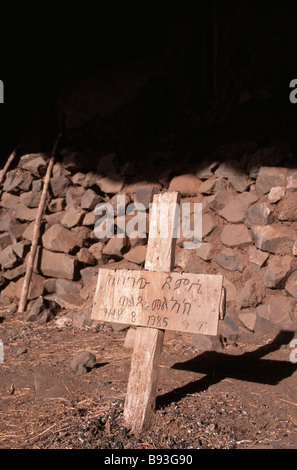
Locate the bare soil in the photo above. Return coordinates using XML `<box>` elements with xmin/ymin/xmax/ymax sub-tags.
<box><xmin>0</xmin><ymin>310</ymin><xmax>297</xmax><ymax>450</ymax></box>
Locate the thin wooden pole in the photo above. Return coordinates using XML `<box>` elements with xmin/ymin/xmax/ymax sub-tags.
<box><xmin>0</xmin><ymin>147</ymin><xmax>19</xmax><ymax>196</ymax></box>
<box><xmin>18</xmin><ymin>133</ymin><xmax>62</xmax><ymax>313</ymax></box>
<box><xmin>123</xmin><ymin>192</ymin><xmax>181</xmax><ymax>435</ymax></box>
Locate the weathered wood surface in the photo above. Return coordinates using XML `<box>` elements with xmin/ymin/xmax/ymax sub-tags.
<box><xmin>122</xmin><ymin>192</ymin><xmax>180</xmax><ymax>434</ymax></box>
<box><xmin>91</xmin><ymin>191</ymin><xmax>224</xmax><ymax>435</ymax></box>
<box><xmin>91</xmin><ymin>268</ymin><xmax>223</xmax><ymax>335</ymax></box>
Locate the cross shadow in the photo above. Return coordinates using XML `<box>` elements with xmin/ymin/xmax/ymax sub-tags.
<box><xmin>157</xmin><ymin>330</ymin><xmax>297</xmax><ymax>409</ymax></box>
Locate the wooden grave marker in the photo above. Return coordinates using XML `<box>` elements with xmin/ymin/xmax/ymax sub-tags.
<box><xmin>91</xmin><ymin>192</ymin><xmax>225</xmax><ymax>435</ymax></box>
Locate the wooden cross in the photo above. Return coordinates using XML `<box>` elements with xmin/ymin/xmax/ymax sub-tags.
<box><xmin>91</xmin><ymin>192</ymin><xmax>225</xmax><ymax>435</ymax></box>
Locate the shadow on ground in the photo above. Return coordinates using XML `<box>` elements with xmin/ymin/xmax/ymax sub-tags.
<box><xmin>157</xmin><ymin>330</ymin><xmax>297</xmax><ymax>409</ymax></box>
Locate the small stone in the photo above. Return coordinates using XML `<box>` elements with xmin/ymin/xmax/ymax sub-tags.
<box><xmin>71</xmin><ymin>172</ymin><xmax>86</xmax><ymax>186</ymax></box>
<box><xmin>3</xmin><ymin>264</ymin><xmax>26</xmax><ymax>281</ymax></box>
<box><xmin>97</xmin><ymin>174</ymin><xmax>125</xmax><ymax>194</ymax></box>
<box><xmin>123</xmin><ymin>245</ymin><xmax>147</xmax><ymax>264</ymax></box>
<box><xmin>48</xmin><ymin>198</ymin><xmax>65</xmax><ymax>213</ymax></box>
<box><xmin>194</xmin><ymin>242</ymin><xmax>216</xmax><ymax>261</ymax></box>
<box><xmin>0</xmin><ymin>232</ymin><xmax>13</xmax><ymax>250</ymax></box>
<box><xmin>2</xmin><ymin>273</ymin><xmax>45</xmax><ymax>301</ymax></box>
<box><xmin>11</xmin><ymin>241</ymin><xmax>30</xmax><ymax>259</ymax></box>
<box><xmin>4</xmin><ymin>171</ymin><xmax>33</xmax><ymax>192</ymax></box>
<box><xmin>61</xmin><ymin>206</ymin><xmax>85</xmax><ymax>228</ymax></box>
<box><xmin>3</xmin><ymin>303</ymin><xmax>18</xmax><ymax>315</ymax></box>
<box><xmin>199</xmin><ymin>177</ymin><xmax>225</xmax><ymax>195</ymax></box>
<box><xmin>0</xmin><ymin>217</ymin><xmax>26</xmax><ymax>241</ymax></box>
<box><xmin>15</xmin><ymin>204</ymin><xmax>38</xmax><ymax>222</ymax></box>
<box><xmin>102</xmin><ymin>237</ymin><xmax>129</xmax><ymax>259</ymax></box>
<box><xmin>55</xmin><ymin>279</ymin><xmax>81</xmax><ymax>298</ymax></box>
<box><xmin>263</xmin><ymin>255</ymin><xmax>293</xmax><ymax>288</ymax></box>
<box><xmin>286</xmin><ymin>172</ymin><xmax>297</xmax><ymax>191</ymax></box>
<box><xmin>251</xmin><ymin>225</ymin><xmax>296</xmax><ymax>254</ymax></box>
<box><xmin>70</xmin><ymin>351</ymin><xmax>96</xmax><ymax>374</ymax></box>
<box><xmin>80</xmin><ymin>266</ymin><xmax>99</xmax><ymax>285</ymax></box>
<box><xmin>0</xmin><ymin>245</ymin><xmax>17</xmax><ymax>269</ymax></box>
<box><xmin>20</xmin><ymin>191</ymin><xmax>42</xmax><ymax>208</ymax></box>
<box><xmin>0</xmin><ymin>193</ymin><xmax>20</xmax><ymax>209</ymax></box>
<box><xmin>88</xmin><ymin>242</ymin><xmax>104</xmax><ymax>261</ymax></box>
<box><xmin>135</xmin><ymin>186</ymin><xmax>159</xmax><ymax>210</ymax></box>
<box><xmin>207</xmin><ymin>190</ymin><xmax>233</xmax><ymax>211</ymax></box>
<box><xmin>50</xmin><ymin>175</ymin><xmax>71</xmax><ymax>197</ymax></box>
<box><xmin>39</xmin><ymin>249</ymin><xmax>77</xmax><ymax>280</ymax></box>
<box><xmin>66</xmin><ymin>186</ymin><xmax>85</xmax><ymax>207</ymax></box>
<box><xmin>81</xmin><ymin>189</ymin><xmax>102</xmax><ymax>210</ymax></box>
<box><xmin>37</xmin><ymin>309</ymin><xmax>54</xmax><ymax>325</ymax></box>
<box><xmin>189</xmin><ymin>334</ymin><xmax>213</xmax><ymax>352</ymax></box>
<box><xmin>71</xmin><ymin>226</ymin><xmax>92</xmax><ymax>248</ymax></box>
<box><xmin>168</xmin><ymin>174</ymin><xmax>201</xmax><ymax>196</ymax></box>
<box><xmin>84</xmin><ymin>171</ymin><xmax>100</xmax><ymax>188</ymax></box>
<box><xmin>71</xmin><ymin>311</ymin><xmax>85</xmax><ymax>329</ymax></box>
<box><xmin>202</xmin><ymin>214</ymin><xmax>216</xmax><ymax>238</ymax></box>
<box><xmin>256</xmin><ymin>295</ymin><xmax>296</xmax><ymax>324</ymax></box>
<box><xmin>22</xmin><ymin>220</ymin><xmax>43</xmax><ymax>242</ymax></box>
<box><xmin>77</xmin><ymin>247</ymin><xmax>96</xmax><ymax>265</ymax></box>
<box><xmin>42</xmin><ymin>224</ymin><xmax>77</xmax><ymax>253</ymax></box>
<box><xmin>285</xmin><ymin>271</ymin><xmax>297</xmax><ymax>298</ymax></box>
<box><xmin>248</xmin><ymin>245</ymin><xmax>269</xmax><ymax>267</ymax></box>
<box><xmin>43</xmin><ymin>278</ymin><xmax>56</xmax><ymax>294</ymax></box>
<box><xmin>268</xmin><ymin>186</ymin><xmax>285</xmax><ymax>203</ymax></box>
<box><xmin>220</xmin><ymin>224</ymin><xmax>252</xmax><ymax>248</ymax></box>
<box><xmin>214</xmin><ymin>247</ymin><xmax>244</xmax><ymax>272</ymax></box>
<box><xmin>107</xmin><ymin>194</ymin><xmax>131</xmax><ymax>217</ymax></box>
<box><xmin>237</xmin><ymin>191</ymin><xmax>259</xmax><ymax>206</ymax></box>
<box><xmin>275</xmin><ymin>193</ymin><xmax>297</xmax><ymax>221</ymax></box>
<box><xmin>52</xmin><ymin>162</ymin><xmax>71</xmax><ymax>177</ymax></box>
<box><xmin>82</xmin><ymin>211</ymin><xmax>100</xmax><ymax>227</ymax></box>
<box><xmin>237</xmin><ymin>277</ymin><xmax>265</xmax><ymax>308</ymax></box>
<box><xmin>215</xmin><ymin>160</ymin><xmax>249</xmax><ymax>192</ymax></box>
<box><xmin>239</xmin><ymin>312</ymin><xmax>257</xmax><ymax>331</ymax></box>
<box><xmin>220</xmin><ymin>315</ymin><xmax>240</xmax><ymax>341</ymax></box>
<box><xmin>245</xmin><ymin>203</ymin><xmax>273</xmax><ymax>226</ymax></box>
<box><xmin>255</xmin><ymin>167</ymin><xmax>286</xmax><ymax>194</ymax></box>
<box><xmin>18</xmin><ymin>153</ymin><xmax>48</xmax><ymax>177</ymax></box>
<box><xmin>16</xmin><ymin>346</ymin><xmax>27</xmax><ymax>355</ymax></box>
<box><xmin>44</xmin><ymin>212</ymin><xmax>65</xmax><ymax>226</ymax></box>
<box><xmin>219</xmin><ymin>198</ymin><xmax>247</xmax><ymax>223</ymax></box>
<box><xmin>32</xmin><ymin>180</ymin><xmax>42</xmax><ymax>192</ymax></box>
<box><xmin>26</xmin><ymin>296</ymin><xmax>48</xmax><ymax>322</ymax></box>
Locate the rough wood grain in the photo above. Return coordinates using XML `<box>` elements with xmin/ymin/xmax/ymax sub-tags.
<box><xmin>122</xmin><ymin>192</ymin><xmax>180</xmax><ymax>435</ymax></box>
<box><xmin>92</xmin><ymin>268</ymin><xmax>223</xmax><ymax>335</ymax></box>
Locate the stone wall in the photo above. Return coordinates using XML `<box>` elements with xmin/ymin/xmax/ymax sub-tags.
<box><xmin>0</xmin><ymin>142</ymin><xmax>297</xmax><ymax>348</ymax></box>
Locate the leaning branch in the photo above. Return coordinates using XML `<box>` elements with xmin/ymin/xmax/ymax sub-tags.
<box><xmin>18</xmin><ymin>133</ymin><xmax>62</xmax><ymax>313</ymax></box>
<box><xmin>0</xmin><ymin>147</ymin><xmax>19</xmax><ymax>196</ymax></box>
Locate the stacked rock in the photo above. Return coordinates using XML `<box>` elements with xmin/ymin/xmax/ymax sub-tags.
<box><xmin>0</xmin><ymin>145</ymin><xmax>297</xmax><ymax>344</ymax></box>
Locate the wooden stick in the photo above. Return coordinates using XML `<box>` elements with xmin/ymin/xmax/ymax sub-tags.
<box><xmin>18</xmin><ymin>133</ymin><xmax>62</xmax><ymax>313</ymax></box>
<box><xmin>123</xmin><ymin>192</ymin><xmax>180</xmax><ymax>435</ymax></box>
<box><xmin>0</xmin><ymin>147</ymin><xmax>19</xmax><ymax>195</ymax></box>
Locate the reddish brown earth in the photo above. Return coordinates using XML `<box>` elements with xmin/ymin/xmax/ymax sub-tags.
<box><xmin>0</xmin><ymin>311</ymin><xmax>297</xmax><ymax>450</ymax></box>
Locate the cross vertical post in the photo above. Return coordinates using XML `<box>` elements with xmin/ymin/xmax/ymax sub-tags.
<box><xmin>122</xmin><ymin>192</ymin><xmax>181</xmax><ymax>435</ymax></box>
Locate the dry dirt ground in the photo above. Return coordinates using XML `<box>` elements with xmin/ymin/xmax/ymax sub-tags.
<box><xmin>0</xmin><ymin>310</ymin><xmax>297</xmax><ymax>450</ymax></box>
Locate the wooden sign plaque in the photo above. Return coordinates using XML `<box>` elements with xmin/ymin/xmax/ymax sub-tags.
<box><xmin>92</xmin><ymin>268</ymin><xmax>223</xmax><ymax>336</ymax></box>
